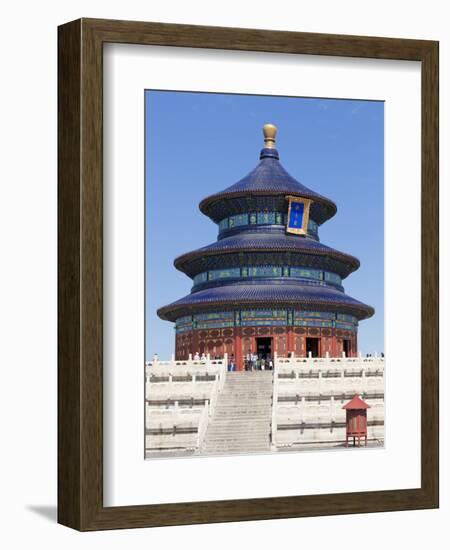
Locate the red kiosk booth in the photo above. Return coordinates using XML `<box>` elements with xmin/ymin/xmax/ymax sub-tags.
<box><xmin>342</xmin><ymin>395</ymin><xmax>370</xmax><ymax>447</ymax></box>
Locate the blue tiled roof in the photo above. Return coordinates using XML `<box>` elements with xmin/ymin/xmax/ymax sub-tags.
<box><xmin>199</xmin><ymin>148</ymin><xmax>337</xmax><ymax>224</ymax></box>
<box><xmin>158</xmin><ymin>134</ymin><xmax>374</xmax><ymax>329</ymax></box>
<box><xmin>157</xmin><ymin>282</ymin><xmax>374</xmax><ymax>322</ymax></box>
<box><xmin>175</xmin><ymin>231</ymin><xmax>359</xmax><ymax>277</ymax></box>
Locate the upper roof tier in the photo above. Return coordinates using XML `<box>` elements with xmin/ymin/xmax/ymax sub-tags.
<box><xmin>199</xmin><ymin>124</ymin><xmax>337</xmax><ymax>225</ymax></box>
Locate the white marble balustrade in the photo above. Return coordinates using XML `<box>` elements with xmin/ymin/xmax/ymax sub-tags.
<box><xmin>145</xmin><ymin>354</ymin><xmax>227</xmax><ymax>453</ymax></box>
<box><xmin>271</xmin><ymin>353</ymin><xmax>385</xmax><ymax>448</ymax></box>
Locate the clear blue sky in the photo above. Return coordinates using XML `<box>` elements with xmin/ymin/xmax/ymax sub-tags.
<box><xmin>145</xmin><ymin>91</ymin><xmax>384</xmax><ymax>359</ymax></box>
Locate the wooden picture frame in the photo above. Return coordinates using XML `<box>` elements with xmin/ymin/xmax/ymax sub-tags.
<box><xmin>58</xmin><ymin>18</ymin><xmax>439</xmax><ymax>531</ymax></box>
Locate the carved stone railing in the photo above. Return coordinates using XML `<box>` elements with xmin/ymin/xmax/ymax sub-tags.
<box><xmin>145</xmin><ymin>354</ymin><xmax>227</xmax><ymax>453</ymax></box>
<box><xmin>271</xmin><ymin>352</ymin><xmax>385</xmax><ymax>448</ymax></box>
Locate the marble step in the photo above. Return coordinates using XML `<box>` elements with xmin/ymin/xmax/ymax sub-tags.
<box><xmin>214</xmin><ymin>404</ymin><xmax>272</xmax><ymax>409</ymax></box>
<box><xmin>216</xmin><ymin>405</ymin><xmax>271</xmax><ymax>409</ymax></box>
<box><xmin>213</xmin><ymin>408</ymin><xmax>271</xmax><ymax>415</ymax></box>
<box><xmin>200</xmin><ymin>369</ymin><xmax>273</xmax><ymax>454</ymax></box>
<box><xmin>202</xmin><ymin>445</ymin><xmax>270</xmax><ymax>453</ymax></box>
<box><xmin>217</xmin><ymin>397</ymin><xmax>272</xmax><ymax>401</ymax></box>
<box><xmin>223</xmin><ymin>379</ymin><xmax>273</xmax><ymax>383</ymax></box>
<box><xmin>206</xmin><ymin>428</ymin><xmax>270</xmax><ymax>436</ymax></box>
<box><xmin>219</xmin><ymin>394</ymin><xmax>273</xmax><ymax>399</ymax></box>
<box><xmin>202</xmin><ymin>435</ymin><xmax>270</xmax><ymax>446</ymax></box>
<box><xmin>209</xmin><ymin>419</ymin><xmax>270</xmax><ymax>424</ymax></box>
<box><xmin>204</xmin><ymin>435</ymin><xmax>270</xmax><ymax>442</ymax></box>
<box><xmin>223</xmin><ymin>384</ymin><xmax>272</xmax><ymax>388</ymax></box>
<box><xmin>215</xmin><ymin>404</ymin><xmax>271</xmax><ymax>408</ymax></box>
<box><xmin>222</xmin><ymin>386</ymin><xmax>272</xmax><ymax>390</ymax></box>
<box><xmin>221</xmin><ymin>388</ymin><xmax>272</xmax><ymax>391</ymax></box>
<box><xmin>213</xmin><ymin>413</ymin><xmax>271</xmax><ymax>419</ymax></box>
<box><xmin>203</xmin><ymin>440</ymin><xmax>270</xmax><ymax>447</ymax></box>
<box><xmin>222</xmin><ymin>386</ymin><xmax>272</xmax><ymax>389</ymax></box>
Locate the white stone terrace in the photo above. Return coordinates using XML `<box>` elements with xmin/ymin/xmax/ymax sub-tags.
<box><xmin>145</xmin><ymin>354</ymin><xmax>227</xmax><ymax>455</ymax></box>
<box><xmin>271</xmin><ymin>352</ymin><xmax>385</xmax><ymax>448</ymax></box>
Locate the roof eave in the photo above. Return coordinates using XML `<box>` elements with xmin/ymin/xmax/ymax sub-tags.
<box><xmin>157</xmin><ymin>298</ymin><xmax>374</xmax><ymax>323</ymax></box>
<box><xmin>173</xmin><ymin>246</ymin><xmax>360</xmax><ymax>278</ymax></box>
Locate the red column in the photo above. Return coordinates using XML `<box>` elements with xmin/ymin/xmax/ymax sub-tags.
<box><xmin>235</xmin><ymin>328</ymin><xmax>243</xmax><ymax>371</ymax></box>
<box><xmin>175</xmin><ymin>334</ymin><xmax>179</xmax><ymax>360</ymax></box>
<box><xmin>331</xmin><ymin>333</ymin><xmax>338</xmax><ymax>358</ymax></box>
<box><xmin>192</xmin><ymin>329</ymin><xmax>199</xmax><ymax>358</ymax></box>
<box><xmin>287</xmin><ymin>328</ymin><xmax>294</xmax><ymax>356</ymax></box>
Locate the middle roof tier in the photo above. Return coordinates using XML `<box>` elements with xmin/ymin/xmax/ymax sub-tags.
<box><xmin>174</xmin><ymin>230</ymin><xmax>360</xmax><ymax>279</ymax></box>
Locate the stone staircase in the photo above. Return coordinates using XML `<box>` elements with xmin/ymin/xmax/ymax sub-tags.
<box><xmin>200</xmin><ymin>371</ymin><xmax>273</xmax><ymax>455</ymax></box>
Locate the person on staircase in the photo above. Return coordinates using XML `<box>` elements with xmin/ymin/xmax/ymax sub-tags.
<box><xmin>228</xmin><ymin>354</ymin><xmax>235</xmax><ymax>372</ymax></box>
<box><xmin>245</xmin><ymin>351</ymin><xmax>251</xmax><ymax>371</ymax></box>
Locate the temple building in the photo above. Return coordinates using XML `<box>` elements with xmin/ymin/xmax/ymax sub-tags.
<box><xmin>157</xmin><ymin>124</ymin><xmax>374</xmax><ymax>370</ymax></box>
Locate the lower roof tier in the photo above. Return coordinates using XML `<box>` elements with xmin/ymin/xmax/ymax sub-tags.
<box><xmin>157</xmin><ymin>282</ymin><xmax>374</xmax><ymax>322</ymax></box>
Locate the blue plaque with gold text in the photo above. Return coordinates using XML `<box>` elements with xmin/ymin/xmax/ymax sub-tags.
<box><xmin>286</xmin><ymin>196</ymin><xmax>312</xmax><ymax>235</ymax></box>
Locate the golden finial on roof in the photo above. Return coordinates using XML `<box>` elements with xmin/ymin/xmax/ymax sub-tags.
<box><xmin>263</xmin><ymin>123</ymin><xmax>277</xmax><ymax>149</ymax></box>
